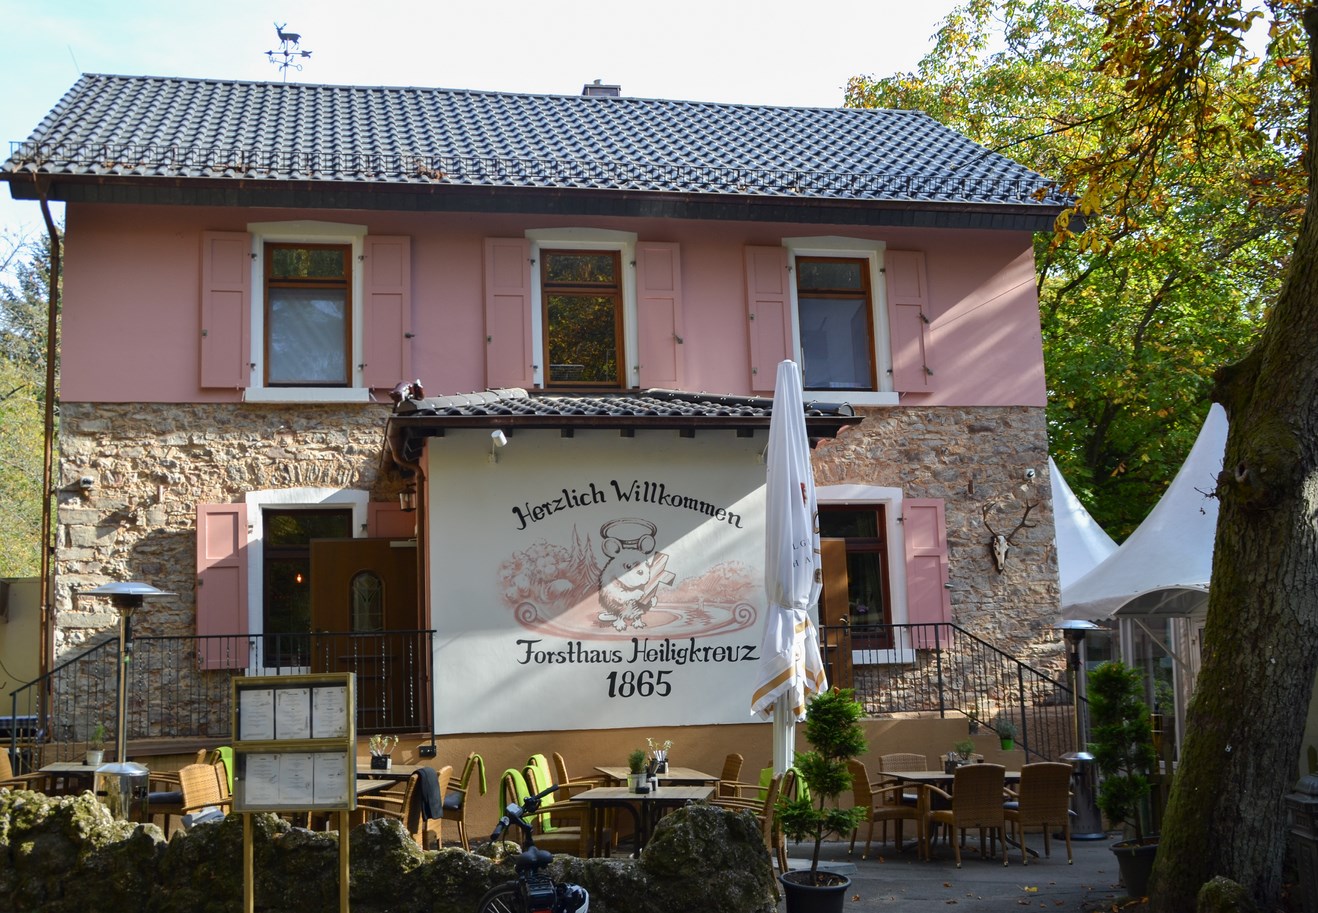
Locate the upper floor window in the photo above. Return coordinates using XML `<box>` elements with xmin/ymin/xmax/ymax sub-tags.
<box><xmin>542</xmin><ymin>250</ymin><xmax>624</xmax><ymax>387</ymax></box>
<box><xmin>795</xmin><ymin>257</ymin><xmax>876</xmax><ymax>391</ymax></box>
<box><xmin>265</xmin><ymin>243</ymin><xmax>352</xmax><ymax>387</ymax></box>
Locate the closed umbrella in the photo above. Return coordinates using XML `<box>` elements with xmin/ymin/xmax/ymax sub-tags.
<box><xmin>751</xmin><ymin>359</ymin><xmax>828</xmax><ymax>775</ymax></box>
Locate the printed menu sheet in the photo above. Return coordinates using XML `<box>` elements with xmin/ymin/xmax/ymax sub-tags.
<box><xmin>311</xmin><ymin>686</ymin><xmax>349</xmax><ymax>739</ymax></box>
<box><xmin>238</xmin><ymin>689</ymin><xmax>276</xmax><ymax>741</ymax></box>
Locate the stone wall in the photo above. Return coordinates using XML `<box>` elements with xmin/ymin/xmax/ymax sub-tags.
<box><xmin>46</xmin><ymin>401</ymin><xmax>1066</xmax><ymax>737</ymax></box>
<box><xmin>53</xmin><ymin>401</ymin><xmax>398</xmax><ymax>655</ymax></box>
<box><xmin>812</xmin><ymin>404</ymin><xmax>1064</xmax><ymax>674</ymax></box>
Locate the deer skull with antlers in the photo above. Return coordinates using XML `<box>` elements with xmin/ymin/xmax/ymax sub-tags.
<box><xmin>983</xmin><ymin>500</ymin><xmax>1038</xmax><ymax>573</ymax></box>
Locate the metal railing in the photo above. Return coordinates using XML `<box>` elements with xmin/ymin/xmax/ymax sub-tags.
<box><xmin>8</xmin><ymin>629</ymin><xmax>435</xmax><ymax>771</ymax></box>
<box><xmin>820</xmin><ymin>622</ymin><xmax>1081</xmax><ymax>762</ymax></box>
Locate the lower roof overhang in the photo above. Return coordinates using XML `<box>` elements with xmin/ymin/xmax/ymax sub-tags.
<box><xmin>383</xmin><ymin>387</ymin><xmax>863</xmax><ymax>471</ymax></box>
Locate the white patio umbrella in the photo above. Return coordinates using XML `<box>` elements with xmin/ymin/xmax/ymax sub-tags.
<box><xmin>751</xmin><ymin>359</ymin><xmax>828</xmax><ymax>775</ymax></box>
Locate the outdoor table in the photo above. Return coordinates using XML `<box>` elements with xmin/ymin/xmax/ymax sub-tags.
<box><xmin>593</xmin><ymin>765</ymin><xmax>719</xmax><ymax>786</ymax></box>
<box><xmin>882</xmin><ymin>769</ymin><xmax>1030</xmax><ymax>859</ymax></box>
<box><xmin>572</xmin><ymin>784</ymin><xmax>713</xmax><ymax>857</ymax></box>
<box><xmin>39</xmin><ymin>760</ymin><xmax>102</xmax><ymax>795</ymax></box>
<box><xmin>355</xmin><ymin>762</ymin><xmax>421</xmax><ymax>783</ymax></box>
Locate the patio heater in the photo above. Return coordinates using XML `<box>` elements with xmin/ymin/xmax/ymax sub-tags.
<box><xmin>1054</xmin><ymin>619</ymin><xmax>1106</xmax><ymax>839</ymax></box>
<box><xmin>81</xmin><ymin>581</ymin><xmax>176</xmax><ymax>820</ymax></box>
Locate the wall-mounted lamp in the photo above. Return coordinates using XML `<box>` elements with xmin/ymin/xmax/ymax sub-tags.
<box><xmin>399</xmin><ymin>482</ymin><xmax>417</xmax><ymax>513</ymax></box>
<box><xmin>489</xmin><ymin>429</ymin><xmax>509</xmax><ymax>464</ymax></box>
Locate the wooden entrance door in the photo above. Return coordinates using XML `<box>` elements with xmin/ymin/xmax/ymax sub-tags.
<box><xmin>820</xmin><ymin>538</ymin><xmax>854</xmax><ymax>690</ymax></box>
<box><xmin>310</xmin><ymin>539</ymin><xmax>423</xmax><ymax>732</ymax></box>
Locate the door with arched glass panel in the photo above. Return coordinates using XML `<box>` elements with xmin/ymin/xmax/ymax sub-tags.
<box><xmin>310</xmin><ymin>538</ymin><xmax>422</xmax><ymax>732</ymax></box>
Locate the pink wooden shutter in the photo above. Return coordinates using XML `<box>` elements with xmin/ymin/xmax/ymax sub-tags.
<box><xmin>362</xmin><ymin>235</ymin><xmax>412</xmax><ymax>390</ymax></box>
<box><xmin>368</xmin><ymin>501</ymin><xmax>416</xmax><ymax>538</ymax></box>
<box><xmin>484</xmin><ymin>238</ymin><xmax>535</xmax><ymax>389</ymax></box>
<box><xmin>885</xmin><ymin>250</ymin><xmax>936</xmax><ymax>393</ymax></box>
<box><xmin>200</xmin><ymin>231</ymin><xmax>251</xmax><ymax>389</ymax></box>
<box><xmin>196</xmin><ymin>503</ymin><xmax>248</xmax><ymax>670</ymax></box>
<box><xmin>745</xmin><ymin>246</ymin><xmax>791</xmax><ymax>394</ymax></box>
<box><xmin>904</xmin><ymin>498</ymin><xmax>952</xmax><ymax>625</ymax></box>
<box><xmin>636</xmin><ymin>242</ymin><xmax>685</xmax><ymax>389</ymax></box>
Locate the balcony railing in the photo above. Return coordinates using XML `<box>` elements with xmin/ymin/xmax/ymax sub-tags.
<box><xmin>8</xmin><ymin>630</ymin><xmax>434</xmax><ymax>770</ymax></box>
<box><xmin>820</xmin><ymin>622</ymin><xmax>1081</xmax><ymax>762</ymax></box>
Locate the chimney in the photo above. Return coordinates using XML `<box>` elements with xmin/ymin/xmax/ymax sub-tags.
<box><xmin>582</xmin><ymin>79</ymin><xmax>621</xmax><ymax>98</ymax></box>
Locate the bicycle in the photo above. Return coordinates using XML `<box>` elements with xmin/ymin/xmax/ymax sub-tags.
<box><xmin>476</xmin><ymin>780</ymin><xmax>590</xmax><ymax>913</ymax></box>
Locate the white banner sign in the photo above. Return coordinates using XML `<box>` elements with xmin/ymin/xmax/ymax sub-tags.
<box><xmin>429</xmin><ymin>432</ymin><xmax>767</xmax><ymax>733</ymax></box>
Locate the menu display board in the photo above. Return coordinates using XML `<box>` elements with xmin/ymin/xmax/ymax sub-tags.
<box><xmin>231</xmin><ymin>673</ymin><xmax>356</xmax><ymax>813</ymax></box>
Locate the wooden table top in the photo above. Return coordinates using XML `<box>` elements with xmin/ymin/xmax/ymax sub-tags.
<box><xmin>573</xmin><ymin>785</ymin><xmax>713</xmax><ymax>803</ymax></box>
<box><xmin>594</xmin><ymin>766</ymin><xmax>719</xmax><ymax>784</ymax></box>
<box><xmin>884</xmin><ymin>768</ymin><xmax>1022</xmax><ymax>784</ymax></box>
<box><xmin>356</xmin><ymin>763</ymin><xmax>421</xmax><ymax>781</ymax></box>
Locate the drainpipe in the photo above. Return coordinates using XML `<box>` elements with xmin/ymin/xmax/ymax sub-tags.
<box><xmin>33</xmin><ymin>179</ymin><xmax>61</xmax><ymax>727</ymax></box>
<box><xmin>384</xmin><ymin>415</ymin><xmax>436</xmax><ymax>758</ymax></box>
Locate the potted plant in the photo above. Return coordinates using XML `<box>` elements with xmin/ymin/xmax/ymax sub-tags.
<box><xmin>775</xmin><ymin>688</ymin><xmax>868</xmax><ymax>913</ymax></box>
<box><xmin>627</xmin><ymin>748</ymin><xmax>648</xmax><ymax>793</ymax></box>
<box><xmin>85</xmin><ymin>723</ymin><xmax>106</xmax><ymax>767</ymax></box>
<box><xmin>944</xmin><ymin>738</ymin><xmax>976</xmax><ymax>772</ymax></box>
<box><xmin>369</xmin><ymin>733</ymin><xmax>399</xmax><ymax>770</ymax></box>
<box><xmin>995</xmin><ymin>716</ymin><xmax>1018</xmax><ymax>751</ymax></box>
<box><xmin>1089</xmin><ymin>660</ymin><xmax>1159</xmax><ymax>897</ymax></box>
<box><xmin>647</xmin><ymin>737</ymin><xmax>672</xmax><ymax>774</ymax></box>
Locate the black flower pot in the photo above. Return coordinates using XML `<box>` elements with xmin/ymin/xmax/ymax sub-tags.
<box><xmin>780</xmin><ymin>870</ymin><xmax>850</xmax><ymax>913</ymax></box>
<box><xmin>370</xmin><ymin>755</ymin><xmax>392</xmax><ymax>771</ymax></box>
<box><xmin>1111</xmin><ymin>838</ymin><xmax>1158</xmax><ymax>897</ymax></box>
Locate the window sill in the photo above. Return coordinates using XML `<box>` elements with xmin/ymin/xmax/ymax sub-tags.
<box><xmin>806</xmin><ymin>391</ymin><xmax>898</xmax><ymax>407</ymax></box>
<box><xmin>243</xmin><ymin>388</ymin><xmax>375</xmax><ymax>404</ymax></box>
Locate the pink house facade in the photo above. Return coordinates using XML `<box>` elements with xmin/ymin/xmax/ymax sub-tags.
<box><xmin>3</xmin><ymin>75</ymin><xmax>1068</xmax><ymax>740</ymax></box>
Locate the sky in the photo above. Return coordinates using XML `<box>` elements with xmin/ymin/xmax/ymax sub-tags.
<box><xmin>0</xmin><ymin>0</ymin><xmax>965</xmax><ymax>241</ymax></box>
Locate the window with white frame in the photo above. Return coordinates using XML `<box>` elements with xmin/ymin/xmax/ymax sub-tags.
<box><xmin>247</xmin><ymin>221</ymin><xmax>370</xmax><ymax>402</ymax></box>
<box><xmin>528</xmin><ymin>228</ymin><xmax>638</xmax><ymax>390</ymax></box>
<box><xmin>784</xmin><ymin>237</ymin><xmax>896</xmax><ymax>405</ymax></box>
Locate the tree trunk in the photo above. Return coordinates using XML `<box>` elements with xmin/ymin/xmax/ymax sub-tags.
<box><xmin>1149</xmin><ymin>10</ymin><xmax>1318</xmax><ymax>910</ymax></box>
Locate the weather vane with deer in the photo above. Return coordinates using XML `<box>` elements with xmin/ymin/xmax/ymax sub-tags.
<box><xmin>265</xmin><ymin>23</ymin><xmax>312</xmax><ymax>82</ymax></box>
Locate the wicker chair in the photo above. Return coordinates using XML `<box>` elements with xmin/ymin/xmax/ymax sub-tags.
<box><xmin>178</xmin><ymin>761</ymin><xmax>233</xmax><ymax>825</ymax></box>
<box><xmin>359</xmin><ymin>765</ymin><xmax>452</xmax><ymax>847</ymax></box>
<box><xmin>442</xmin><ymin>752</ymin><xmax>486</xmax><ymax>850</ymax></box>
<box><xmin>926</xmin><ymin>763</ymin><xmax>1010</xmax><ymax>867</ymax></box>
<box><xmin>0</xmin><ymin>748</ymin><xmax>50</xmax><ymax>792</ymax></box>
<box><xmin>847</xmin><ymin>758</ymin><xmax>929</xmax><ymax>860</ymax></box>
<box><xmin>1003</xmin><ymin>761</ymin><xmax>1074</xmax><ymax>864</ymax></box>
<box><xmin>713</xmin><ymin>770</ymin><xmax>787</xmax><ymax>874</ymax></box>
<box><xmin>716</xmin><ymin>752</ymin><xmax>756</xmax><ymax>798</ymax></box>
<box><xmin>499</xmin><ymin>768</ymin><xmax>602</xmax><ymax>857</ymax></box>
<box><xmin>551</xmin><ymin>751</ymin><xmax>610</xmax><ymax>793</ymax></box>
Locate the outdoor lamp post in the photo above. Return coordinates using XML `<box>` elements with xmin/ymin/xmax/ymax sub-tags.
<box><xmin>1054</xmin><ymin>618</ymin><xmax>1106</xmax><ymax>839</ymax></box>
<box><xmin>81</xmin><ymin>581</ymin><xmax>175</xmax><ymax>819</ymax></box>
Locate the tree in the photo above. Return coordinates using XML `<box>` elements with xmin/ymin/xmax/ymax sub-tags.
<box><xmin>853</xmin><ymin>2</ymin><xmax>1318</xmax><ymax>907</ymax></box>
<box><xmin>846</xmin><ymin>0</ymin><xmax>1296</xmax><ymax>537</ymax></box>
<box><xmin>0</xmin><ymin>228</ymin><xmax>57</xmax><ymax>578</ymax></box>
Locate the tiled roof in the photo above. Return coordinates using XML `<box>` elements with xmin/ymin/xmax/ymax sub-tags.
<box><xmin>5</xmin><ymin>73</ymin><xmax>1066</xmax><ymax>211</ymax></box>
<box><xmin>385</xmin><ymin>388</ymin><xmax>861</xmax><ymax>464</ymax></box>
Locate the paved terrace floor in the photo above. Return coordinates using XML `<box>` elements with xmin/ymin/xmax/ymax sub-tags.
<box><xmin>776</xmin><ymin>831</ymin><xmax>1128</xmax><ymax>913</ymax></box>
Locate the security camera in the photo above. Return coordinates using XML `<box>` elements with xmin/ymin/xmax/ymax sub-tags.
<box><xmin>78</xmin><ymin>476</ymin><xmax>95</xmax><ymax>490</ymax></box>
<box><xmin>491</xmin><ymin>430</ymin><xmax>508</xmax><ymax>447</ymax></box>
<box><xmin>1024</xmin><ymin>468</ymin><xmax>1037</xmax><ymax>481</ymax></box>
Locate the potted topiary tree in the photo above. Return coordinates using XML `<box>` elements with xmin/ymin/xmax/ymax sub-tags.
<box><xmin>1089</xmin><ymin>660</ymin><xmax>1159</xmax><ymax>897</ymax></box>
<box><xmin>775</xmin><ymin>688</ymin><xmax>868</xmax><ymax>913</ymax></box>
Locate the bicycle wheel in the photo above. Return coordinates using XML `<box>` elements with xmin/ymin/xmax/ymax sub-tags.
<box><xmin>476</xmin><ymin>881</ymin><xmax>522</xmax><ymax>913</ymax></box>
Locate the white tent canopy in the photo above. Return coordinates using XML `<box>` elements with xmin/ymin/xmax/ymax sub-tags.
<box><xmin>1061</xmin><ymin>404</ymin><xmax>1228</xmax><ymax>622</ymax></box>
<box><xmin>1050</xmin><ymin>456</ymin><xmax>1118</xmax><ymax>591</ymax></box>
